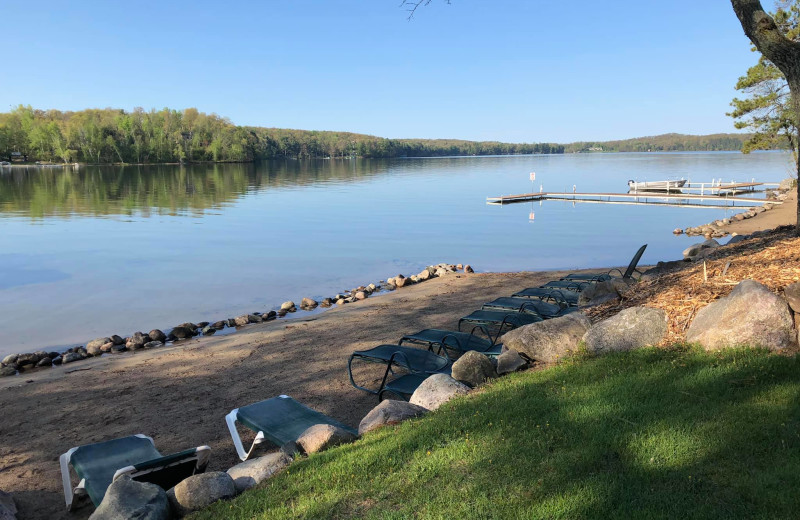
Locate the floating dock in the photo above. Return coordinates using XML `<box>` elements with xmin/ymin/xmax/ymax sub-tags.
<box><xmin>487</xmin><ymin>190</ymin><xmax>779</xmax><ymax>207</ymax></box>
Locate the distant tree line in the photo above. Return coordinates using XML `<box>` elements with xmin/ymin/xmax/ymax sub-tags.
<box><xmin>562</xmin><ymin>133</ymin><xmax>778</xmax><ymax>153</ymax></box>
<box><xmin>0</xmin><ymin>106</ymin><xmax>563</xmax><ymax>164</ymax></box>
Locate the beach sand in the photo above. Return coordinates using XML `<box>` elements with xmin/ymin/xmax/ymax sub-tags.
<box><xmin>1</xmin><ymin>268</ymin><xmax>579</xmax><ymax>520</ymax></box>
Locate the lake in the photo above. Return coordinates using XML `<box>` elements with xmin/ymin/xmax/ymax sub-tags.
<box><xmin>0</xmin><ymin>151</ymin><xmax>793</xmax><ymax>355</ymax></box>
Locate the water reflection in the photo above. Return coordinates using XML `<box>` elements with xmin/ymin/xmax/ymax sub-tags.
<box><xmin>0</xmin><ymin>159</ymin><xmax>393</xmax><ymax>218</ymax></box>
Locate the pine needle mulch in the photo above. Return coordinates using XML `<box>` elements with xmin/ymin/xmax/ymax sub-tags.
<box><xmin>584</xmin><ymin>225</ymin><xmax>800</xmax><ymax>345</ymax></box>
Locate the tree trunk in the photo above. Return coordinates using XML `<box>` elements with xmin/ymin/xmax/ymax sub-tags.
<box><xmin>731</xmin><ymin>0</ymin><xmax>800</xmax><ymax>233</ymax></box>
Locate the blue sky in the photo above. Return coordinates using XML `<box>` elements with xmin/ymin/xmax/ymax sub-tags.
<box><xmin>1</xmin><ymin>0</ymin><xmax>762</xmax><ymax>142</ymax></box>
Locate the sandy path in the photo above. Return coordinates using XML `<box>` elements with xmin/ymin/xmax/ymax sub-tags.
<box><xmin>0</xmin><ymin>269</ymin><xmax>573</xmax><ymax>520</ymax></box>
<box><xmin>725</xmin><ymin>190</ymin><xmax>797</xmax><ymax>235</ymax></box>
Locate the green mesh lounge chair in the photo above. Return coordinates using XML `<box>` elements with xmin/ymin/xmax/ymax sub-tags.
<box><xmin>510</xmin><ymin>287</ymin><xmax>579</xmax><ymax>306</ymax></box>
<box><xmin>399</xmin><ymin>328</ymin><xmax>502</xmax><ymax>359</ymax></box>
<box><xmin>226</xmin><ymin>395</ymin><xmax>357</xmax><ymax>461</ymax></box>
<box><xmin>561</xmin><ymin>244</ymin><xmax>647</xmax><ymax>282</ymax></box>
<box><xmin>481</xmin><ymin>297</ymin><xmax>578</xmax><ymax>318</ymax></box>
<box><xmin>59</xmin><ymin>435</ymin><xmax>210</xmax><ymax>510</ymax></box>
<box><xmin>348</xmin><ymin>345</ymin><xmax>450</xmax><ymax>394</ymax></box>
<box><xmin>458</xmin><ymin>309</ymin><xmax>543</xmax><ymax>341</ymax></box>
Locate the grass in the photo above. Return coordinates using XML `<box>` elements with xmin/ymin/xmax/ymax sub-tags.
<box><xmin>193</xmin><ymin>346</ymin><xmax>800</xmax><ymax>519</ymax></box>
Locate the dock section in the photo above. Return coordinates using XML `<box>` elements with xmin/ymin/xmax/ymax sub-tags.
<box><xmin>487</xmin><ymin>190</ymin><xmax>780</xmax><ymax>208</ymax></box>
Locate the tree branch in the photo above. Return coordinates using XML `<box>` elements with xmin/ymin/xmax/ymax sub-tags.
<box><xmin>731</xmin><ymin>0</ymin><xmax>800</xmax><ymax>74</ymax></box>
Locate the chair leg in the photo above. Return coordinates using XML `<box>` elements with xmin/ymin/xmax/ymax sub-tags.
<box><xmin>59</xmin><ymin>448</ymin><xmax>78</xmax><ymax>511</ymax></box>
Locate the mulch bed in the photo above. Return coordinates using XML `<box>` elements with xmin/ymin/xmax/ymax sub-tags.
<box><xmin>584</xmin><ymin>226</ymin><xmax>800</xmax><ymax>345</ymax></box>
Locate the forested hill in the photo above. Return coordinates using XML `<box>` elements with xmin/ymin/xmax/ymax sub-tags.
<box><xmin>563</xmin><ymin>133</ymin><xmax>760</xmax><ymax>153</ymax></box>
<box><xmin>0</xmin><ymin>106</ymin><xmax>562</xmax><ymax>164</ymax></box>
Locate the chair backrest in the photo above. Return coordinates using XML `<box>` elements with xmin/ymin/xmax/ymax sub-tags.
<box><xmin>623</xmin><ymin>244</ymin><xmax>647</xmax><ymax>279</ymax></box>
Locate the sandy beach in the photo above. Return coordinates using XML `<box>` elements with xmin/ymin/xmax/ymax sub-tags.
<box><xmin>1</xmin><ymin>268</ymin><xmax>581</xmax><ymax>520</ymax></box>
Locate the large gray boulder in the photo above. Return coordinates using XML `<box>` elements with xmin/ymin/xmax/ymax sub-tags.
<box><xmin>687</xmin><ymin>279</ymin><xmax>794</xmax><ymax>351</ymax></box>
<box><xmin>683</xmin><ymin>238</ymin><xmax>720</xmax><ymax>259</ymax></box>
<box><xmin>1</xmin><ymin>354</ymin><xmax>18</xmax><ymax>365</ymax></box>
<box><xmin>409</xmin><ymin>374</ymin><xmax>470</xmax><ymax>411</ymax></box>
<box><xmin>496</xmin><ymin>348</ymin><xmax>527</xmax><ymax>375</ymax></box>
<box><xmin>126</xmin><ymin>332</ymin><xmax>148</xmax><ymax>350</ymax></box>
<box><xmin>226</xmin><ymin>452</ymin><xmax>292</xmax><ymax>494</ymax></box>
<box><xmin>451</xmin><ymin>351</ymin><xmax>497</xmax><ymax>387</ymax></box>
<box><xmin>87</xmin><ymin>337</ymin><xmax>112</xmax><ymax>351</ymax></box>
<box><xmin>0</xmin><ymin>490</ymin><xmax>16</xmax><ymax>520</ymax></box>
<box><xmin>583</xmin><ymin>306</ymin><xmax>668</xmax><ymax>354</ymax></box>
<box><xmin>89</xmin><ymin>475</ymin><xmax>169</xmax><ymax>520</ymax></box>
<box><xmin>358</xmin><ymin>400</ymin><xmax>428</xmax><ymax>435</ymax></box>
<box><xmin>499</xmin><ymin>313</ymin><xmax>591</xmax><ymax>363</ymax></box>
<box><xmin>296</xmin><ymin>424</ymin><xmax>358</xmax><ymax>454</ymax></box>
<box><xmin>148</xmin><ymin>329</ymin><xmax>167</xmax><ymax>343</ymax></box>
<box><xmin>783</xmin><ymin>282</ymin><xmax>800</xmax><ymax>313</ymax></box>
<box><xmin>578</xmin><ymin>278</ymin><xmax>634</xmax><ymax>306</ymax></box>
<box><xmin>0</xmin><ymin>366</ymin><xmax>16</xmax><ymax>377</ymax></box>
<box><xmin>167</xmin><ymin>472</ymin><xmax>236</xmax><ymax>517</ymax></box>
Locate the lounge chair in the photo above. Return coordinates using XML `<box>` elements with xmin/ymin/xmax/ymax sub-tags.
<box><xmin>457</xmin><ymin>309</ymin><xmax>543</xmax><ymax>341</ymax></box>
<box><xmin>225</xmin><ymin>395</ymin><xmax>357</xmax><ymax>461</ymax></box>
<box><xmin>540</xmin><ymin>279</ymin><xmax>595</xmax><ymax>292</ymax></box>
<box><xmin>510</xmin><ymin>287</ymin><xmax>579</xmax><ymax>306</ymax></box>
<box><xmin>481</xmin><ymin>297</ymin><xmax>578</xmax><ymax>318</ymax></box>
<box><xmin>348</xmin><ymin>345</ymin><xmax>450</xmax><ymax>394</ymax></box>
<box><xmin>59</xmin><ymin>435</ymin><xmax>210</xmax><ymax>510</ymax></box>
<box><xmin>399</xmin><ymin>328</ymin><xmax>502</xmax><ymax>359</ymax></box>
<box><xmin>561</xmin><ymin>244</ymin><xmax>647</xmax><ymax>282</ymax></box>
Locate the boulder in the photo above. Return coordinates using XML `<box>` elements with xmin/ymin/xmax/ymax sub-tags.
<box><xmin>87</xmin><ymin>338</ymin><xmax>112</xmax><ymax>350</ymax></box>
<box><xmin>62</xmin><ymin>352</ymin><xmax>82</xmax><ymax>364</ymax></box>
<box><xmin>687</xmin><ymin>279</ymin><xmax>794</xmax><ymax>351</ymax></box>
<box><xmin>409</xmin><ymin>374</ymin><xmax>470</xmax><ymax>411</ymax></box>
<box><xmin>143</xmin><ymin>341</ymin><xmax>162</xmax><ymax>349</ymax></box>
<box><xmin>358</xmin><ymin>400</ymin><xmax>428</xmax><ymax>435</ymax></box>
<box><xmin>578</xmin><ymin>278</ymin><xmax>634</xmax><ymax>306</ymax></box>
<box><xmin>784</xmin><ymin>282</ymin><xmax>800</xmax><ymax>313</ymax></box>
<box><xmin>35</xmin><ymin>357</ymin><xmax>52</xmax><ymax>367</ymax></box>
<box><xmin>15</xmin><ymin>353</ymin><xmax>39</xmax><ymax>367</ymax></box>
<box><xmin>683</xmin><ymin>239</ymin><xmax>719</xmax><ymax>259</ymax></box>
<box><xmin>127</xmin><ymin>332</ymin><xmax>148</xmax><ymax>349</ymax></box>
<box><xmin>1</xmin><ymin>354</ymin><xmax>17</xmax><ymax>365</ymax></box>
<box><xmin>263</xmin><ymin>311</ymin><xmax>277</xmax><ymax>320</ymax></box>
<box><xmin>451</xmin><ymin>351</ymin><xmax>497</xmax><ymax>387</ymax></box>
<box><xmin>0</xmin><ymin>490</ymin><xmax>16</xmax><ymax>520</ymax></box>
<box><xmin>52</xmin><ymin>356</ymin><xmax>63</xmax><ymax>364</ymax></box>
<box><xmin>226</xmin><ymin>452</ymin><xmax>292</xmax><ymax>494</ymax></box>
<box><xmin>280</xmin><ymin>301</ymin><xmax>296</xmax><ymax>312</ymax></box>
<box><xmin>354</xmin><ymin>291</ymin><xmax>367</xmax><ymax>300</ymax></box>
<box><xmin>86</xmin><ymin>344</ymin><xmax>103</xmax><ymax>357</ymax></box>
<box><xmin>464</xmin><ymin>265</ymin><xmax>474</xmax><ymax>273</ymax></box>
<box><xmin>296</xmin><ymin>424</ymin><xmax>358</xmax><ymax>454</ymax></box>
<box><xmin>177</xmin><ymin>322</ymin><xmax>198</xmax><ymax>331</ymax></box>
<box><xmin>320</xmin><ymin>298</ymin><xmax>333</xmax><ymax>307</ymax></box>
<box><xmin>110</xmin><ymin>345</ymin><xmax>126</xmax><ymax>354</ymax></box>
<box><xmin>110</xmin><ymin>335</ymin><xmax>125</xmax><ymax>345</ymax></box>
<box><xmin>234</xmin><ymin>315</ymin><xmax>250</xmax><ymax>327</ymax></box>
<box><xmin>0</xmin><ymin>366</ymin><xmax>16</xmax><ymax>377</ymax></box>
<box><xmin>417</xmin><ymin>269</ymin><xmax>431</xmax><ymax>281</ymax></box>
<box><xmin>100</xmin><ymin>342</ymin><xmax>114</xmax><ymax>353</ymax></box>
<box><xmin>394</xmin><ymin>275</ymin><xmax>408</xmax><ymax>288</ymax></box>
<box><xmin>148</xmin><ymin>329</ymin><xmax>167</xmax><ymax>343</ymax></box>
<box><xmin>201</xmin><ymin>326</ymin><xmax>216</xmax><ymax>336</ymax></box>
<box><xmin>211</xmin><ymin>321</ymin><xmax>226</xmax><ymax>330</ymax></box>
<box><xmin>496</xmin><ymin>348</ymin><xmax>527</xmax><ymax>375</ymax></box>
<box><xmin>300</xmin><ymin>297</ymin><xmax>318</xmax><ymax>310</ymax></box>
<box><xmin>248</xmin><ymin>314</ymin><xmax>263</xmax><ymax>323</ymax></box>
<box><xmin>167</xmin><ymin>471</ymin><xmax>236</xmax><ymax>517</ymax></box>
<box><xmin>727</xmin><ymin>234</ymin><xmax>748</xmax><ymax>245</ymax></box>
<box><xmin>499</xmin><ymin>313</ymin><xmax>591</xmax><ymax>363</ymax></box>
<box><xmin>89</xmin><ymin>475</ymin><xmax>169</xmax><ymax>520</ymax></box>
<box><xmin>170</xmin><ymin>326</ymin><xmax>194</xmax><ymax>339</ymax></box>
<box><xmin>779</xmin><ymin>178</ymin><xmax>795</xmax><ymax>191</ymax></box>
<box><xmin>583</xmin><ymin>306</ymin><xmax>668</xmax><ymax>354</ymax></box>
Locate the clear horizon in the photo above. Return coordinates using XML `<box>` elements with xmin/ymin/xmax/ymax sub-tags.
<box><xmin>1</xmin><ymin>1</ymin><xmax>762</xmax><ymax>143</ymax></box>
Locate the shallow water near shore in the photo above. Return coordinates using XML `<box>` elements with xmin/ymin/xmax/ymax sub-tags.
<box><xmin>0</xmin><ymin>151</ymin><xmax>792</xmax><ymax>355</ymax></box>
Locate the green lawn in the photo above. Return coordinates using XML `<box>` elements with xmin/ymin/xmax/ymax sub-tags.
<box><xmin>193</xmin><ymin>346</ymin><xmax>800</xmax><ymax>520</ymax></box>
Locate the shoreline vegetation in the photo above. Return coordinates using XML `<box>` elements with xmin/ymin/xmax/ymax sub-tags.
<box><xmin>0</xmin><ymin>106</ymin><xmax>776</xmax><ymax>166</ymax></box>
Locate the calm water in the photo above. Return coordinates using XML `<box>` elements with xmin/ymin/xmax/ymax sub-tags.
<box><xmin>0</xmin><ymin>152</ymin><xmax>793</xmax><ymax>355</ymax></box>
